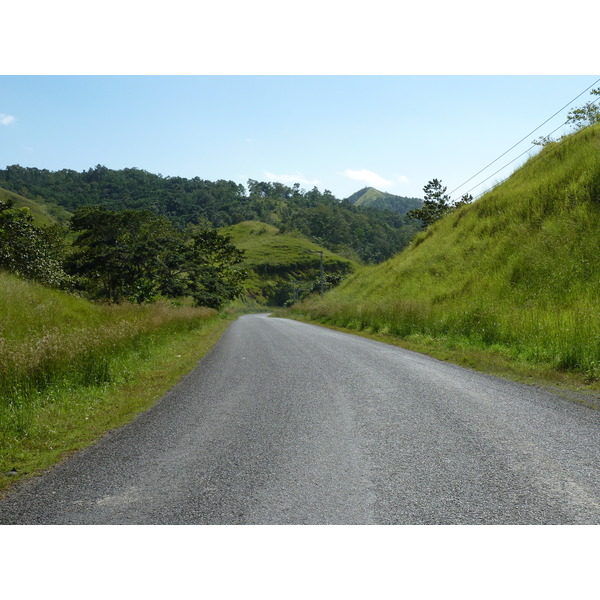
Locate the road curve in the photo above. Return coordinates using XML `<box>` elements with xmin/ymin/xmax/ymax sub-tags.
<box><xmin>1</xmin><ymin>314</ymin><xmax>599</xmax><ymax>524</ymax></box>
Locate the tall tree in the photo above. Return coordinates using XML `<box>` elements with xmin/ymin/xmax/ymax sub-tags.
<box><xmin>67</xmin><ymin>207</ymin><xmax>185</xmax><ymax>302</ymax></box>
<box><xmin>407</xmin><ymin>179</ymin><xmax>452</xmax><ymax>226</ymax></box>
<box><xmin>184</xmin><ymin>228</ymin><xmax>248</xmax><ymax>309</ymax></box>
<box><xmin>67</xmin><ymin>206</ymin><xmax>248</xmax><ymax>307</ymax></box>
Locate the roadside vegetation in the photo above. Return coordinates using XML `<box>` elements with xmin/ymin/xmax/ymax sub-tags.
<box><xmin>290</xmin><ymin>123</ymin><xmax>600</xmax><ymax>385</ymax></box>
<box><xmin>0</xmin><ymin>271</ymin><xmax>231</xmax><ymax>492</ymax></box>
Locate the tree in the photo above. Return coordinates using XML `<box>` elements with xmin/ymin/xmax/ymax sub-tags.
<box><xmin>0</xmin><ymin>199</ymin><xmax>70</xmax><ymax>287</ymax></box>
<box><xmin>67</xmin><ymin>206</ymin><xmax>185</xmax><ymax>302</ymax></box>
<box><xmin>453</xmin><ymin>193</ymin><xmax>473</xmax><ymax>209</ymax></box>
<box><xmin>407</xmin><ymin>179</ymin><xmax>452</xmax><ymax>226</ymax></box>
<box><xmin>67</xmin><ymin>207</ymin><xmax>249</xmax><ymax>307</ymax></box>
<box><xmin>566</xmin><ymin>88</ymin><xmax>600</xmax><ymax>131</ymax></box>
<box><xmin>407</xmin><ymin>180</ymin><xmax>474</xmax><ymax>227</ymax></box>
<box><xmin>533</xmin><ymin>88</ymin><xmax>600</xmax><ymax>147</ymax></box>
<box><xmin>184</xmin><ymin>228</ymin><xmax>248</xmax><ymax>309</ymax></box>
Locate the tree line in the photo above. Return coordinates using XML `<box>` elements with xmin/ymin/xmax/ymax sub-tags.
<box><xmin>0</xmin><ymin>200</ymin><xmax>247</xmax><ymax>308</ymax></box>
<box><xmin>0</xmin><ymin>168</ymin><xmax>422</xmax><ymax>264</ymax></box>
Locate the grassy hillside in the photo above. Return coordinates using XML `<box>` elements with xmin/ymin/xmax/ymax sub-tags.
<box><xmin>220</xmin><ymin>221</ymin><xmax>357</xmax><ymax>305</ymax></box>
<box><xmin>0</xmin><ymin>271</ymin><xmax>230</xmax><ymax>490</ymax></box>
<box><xmin>346</xmin><ymin>187</ymin><xmax>423</xmax><ymax>214</ymax></box>
<box><xmin>295</xmin><ymin>124</ymin><xmax>600</xmax><ymax>380</ymax></box>
<box><xmin>0</xmin><ymin>186</ymin><xmax>71</xmax><ymax>226</ymax></box>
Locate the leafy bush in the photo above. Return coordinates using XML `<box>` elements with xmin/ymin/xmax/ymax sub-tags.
<box><xmin>0</xmin><ymin>199</ymin><xmax>71</xmax><ymax>288</ymax></box>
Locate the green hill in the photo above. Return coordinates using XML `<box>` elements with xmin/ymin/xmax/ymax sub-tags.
<box><xmin>296</xmin><ymin>124</ymin><xmax>600</xmax><ymax>380</ymax></box>
<box><xmin>0</xmin><ymin>186</ymin><xmax>71</xmax><ymax>227</ymax></box>
<box><xmin>346</xmin><ymin>187</ymin><xmax>423</xmax><ymax>214</ymax></box>
<box><xmin>219</xmin><ymin>221</ymin><xmax>357</xmax><ymax>306</ymax></box>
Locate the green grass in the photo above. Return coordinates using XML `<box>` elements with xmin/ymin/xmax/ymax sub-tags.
<box><xmin>220</xmin><ymin>220</ymin><xmax>357</xmax><ymax>305</ymax></box>
<box><xmin>0</xmin><ymin>186</ymin><xmax>72</xmax><ymax>227</ymax></box>
<box><xmin>0</xmin><ymin>271</ymin><xmax>231</xmax><ymax>492</ymax></box>
<box><xmin>220</xmin><ymin>220</ymin><xmax>357</xmax><ymax>272</ymax></box>
<box><xmin>291</xmin><ymin>124</ymin><xmax>600</xmax><ymax>383</ymax></box>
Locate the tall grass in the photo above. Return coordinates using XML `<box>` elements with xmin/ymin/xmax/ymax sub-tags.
<box><xmin>293</xmin><ymin>125</ymin><xmax>600</xmax><ymax>379</ymax></box>
<box><xmin>0</xmin><ymin>272</ymin><xmax>219</xmax><ymax>477</ymax></box>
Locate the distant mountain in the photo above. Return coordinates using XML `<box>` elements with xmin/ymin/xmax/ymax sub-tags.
<box><xmin>346</xmin><ymin>187</ymin><xmax>422</xmax><ymax>214</ymax></box>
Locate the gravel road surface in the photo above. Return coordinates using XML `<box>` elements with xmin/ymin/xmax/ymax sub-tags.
<box><xmin>1</xmin><ymin>313</ymin><xmax>599</xmax><ymax>524</ymax></box>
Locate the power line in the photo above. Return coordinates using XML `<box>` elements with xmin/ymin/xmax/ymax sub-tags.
<box><xmin>467</xmin><ymin>97</ymin><xmax>600</xmax><ymax>202</ymax></box>
<box><xmin>448</xmin><ymin>77</ymin><xmax>600</xmax><ymax>198</ymax></box>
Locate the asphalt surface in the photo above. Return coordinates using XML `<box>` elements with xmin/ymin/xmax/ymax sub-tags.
<box><xmin>1</xmin><ymin>313</ymin><xmax>599</xmax><ymax>524</ymax></box>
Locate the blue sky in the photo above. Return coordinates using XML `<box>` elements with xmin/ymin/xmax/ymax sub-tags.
<box><xmin>1</xmin><ymin>75</ymin><xmax>598</xmax><ymax>201</ymax></box>
<box><xmin>2</xmin><ymin>2</ymin><xmax>598</xmax><ymax>203</ymax></box>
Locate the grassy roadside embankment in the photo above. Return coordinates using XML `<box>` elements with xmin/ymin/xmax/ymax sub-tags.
<box><xmin>277</xmin><ymin>309</ymin><xmax>600</xmax><ymax>410</ymax></box>
<box><xmin>0</xmin><ymin>272</ymin><xmax>232</xmax><ymax>493</ymax></box>
<box><xmin>284</xmin><ymin>125</ymin><xmax>600</xmax><ymax>406</ymax></box>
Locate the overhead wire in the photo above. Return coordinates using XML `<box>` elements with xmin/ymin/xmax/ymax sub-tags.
<box><xmin>447</xmin><ymin>77</ymin><xmax>600</xmax><ymax>199</ymax></box>
<box><xmin>466</xmin><ymin>94</ymin><xmax>600</xmax><ymax>202</ymax></box>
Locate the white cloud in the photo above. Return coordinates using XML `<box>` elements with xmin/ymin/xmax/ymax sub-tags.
<box><xmin>264</xmin><ymin>171</ymin><xmax>320</xmax><ymax>187</ymax></box>
<box><xmin>0</xmin><ymin>113</ymin><xmax>16</xmax><ymax>126</ymax></box>
<box><xmin>343</xmin><ymin>169</ymin><xmax>393</xmax><ymax>188</ymax></box>
<box><xmin>397</xmin><ymin>175</ymin><xmax>409</xmax><ymax>184</ymax></box>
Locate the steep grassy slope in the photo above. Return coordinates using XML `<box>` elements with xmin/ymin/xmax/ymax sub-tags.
<box><xmin>220</xmin><ymin>221</ymin><xmax>357</xmax><ymax>305</ymax></box>
<box><xmin>0</xmin><ymin>186</ymin><xmax>71</xmax><ymax>226</ymax></box>
<box><xmin>296</xmin><ymin>124</ymin><xmax>600</xmax><ymax>378</ymax></box>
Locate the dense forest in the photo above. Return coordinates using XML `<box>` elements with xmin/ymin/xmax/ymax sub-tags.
<box><xmin>0</xmin><ymin>165</ymin><xmax>422</xmax><ymax>264</ymax></box>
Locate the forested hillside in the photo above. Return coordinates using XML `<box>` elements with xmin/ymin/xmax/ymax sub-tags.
<box><xmin>0</xmin><ymin>166</ymin><xmax>421</xmax><ymax>264</ymax></box>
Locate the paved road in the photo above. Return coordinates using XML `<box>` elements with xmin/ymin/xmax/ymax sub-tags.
<box><xmin>1</xmin><ymin>314</ymin><xmax>599</xmax><ymax>524</ymax></box>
